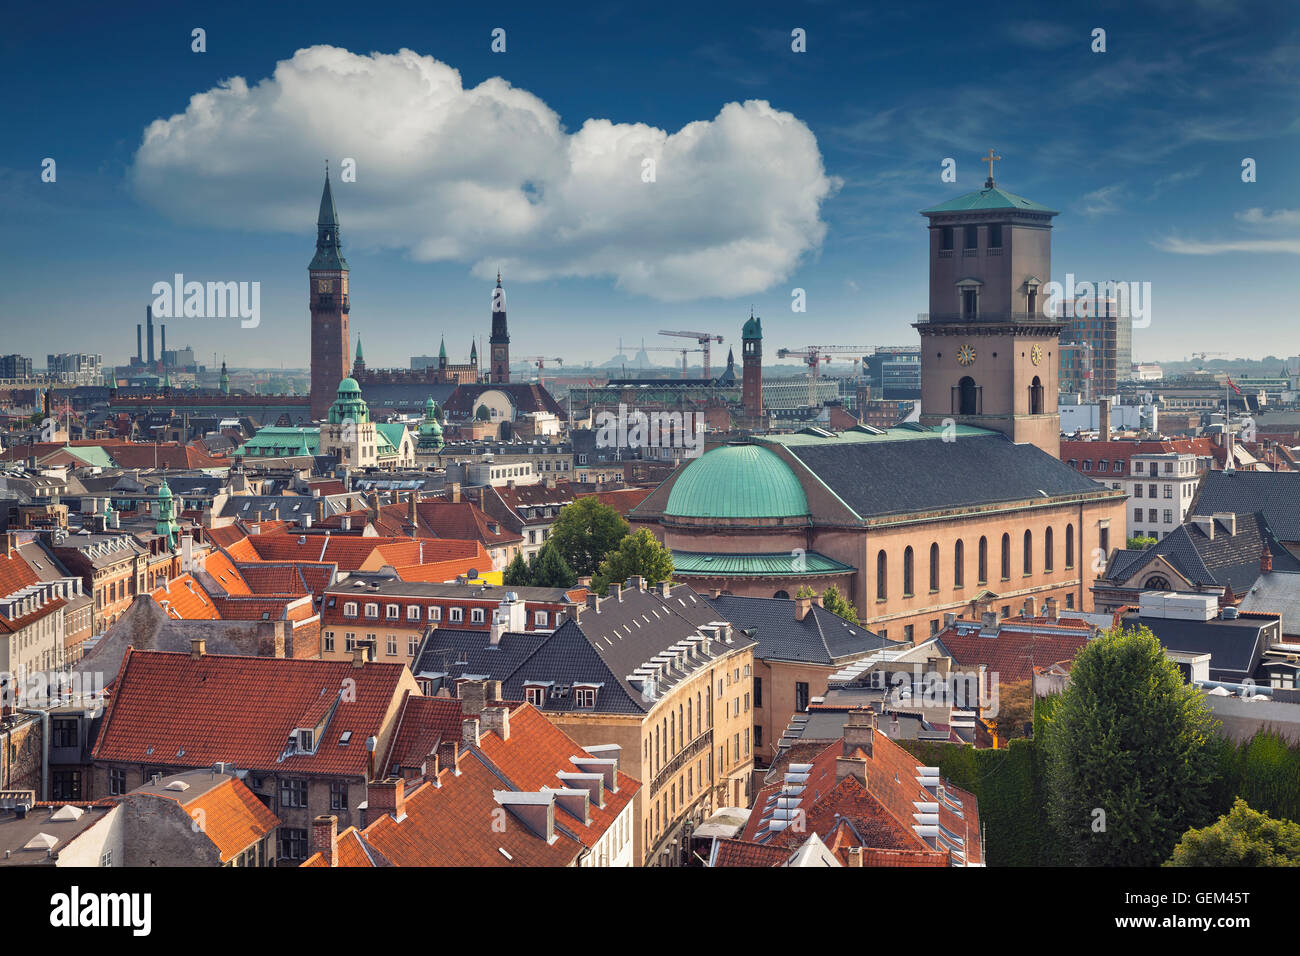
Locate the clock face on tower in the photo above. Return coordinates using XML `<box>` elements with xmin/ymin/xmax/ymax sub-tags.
<box><xmin>317</xmin><ymin>279</ymin><xmax>332</xmax><ymax>293</ymax></box>
<box><xmin>1031</xmin><ymin>345</ymin><xmax>1043</xmax><ymax>366</ymax></box>
<box><xmin>957</xmin><ymin>343</ymin><xmax>977</xmax><ymax>367</ymax></box>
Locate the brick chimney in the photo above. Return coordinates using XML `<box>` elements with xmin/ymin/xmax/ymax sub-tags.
<box><xmin>190</xmin><ymin>638</ymin><xmax>206</xmax><ymax>660</ymax></box>
<box><xmin>437</xmin><ymin>740</ymin><xmax>461</xmax><ymax>776</ymax></box>
<box><xmin>842</xmin><ymin>706</ymin><xmax>875</xmax><ymax>759</ymax></box>
<box><xmin>312</xmin><ymin>814</ymin><xmax>338</xmax><ymax>866</ymax></box>
<box><xmin>459</xmin><ymin>679</ymin><xmax>488</xmax><ymax>716</ymax></box>
<box><xmin>367</xmin><ymin>777</ymin><xmax>406</xmax><ymax>822</ymax></box>
<box><xmin>449</xmin><ymin>482</ymin><xmax>461</xmax><ymax>504</ymax></box>
<box><xmin>1098</xmin><ymin>399</ymin><xmax>1111</xmax><ymax>441</ymax></box>
<box><xmin>1044</xmin><ymin>597</ymin><xmax>1059</xmax><ymax>620</ymax></box>
<box><xmin>481</xmin><ymin>705</ymin><xmax>511</xmax><ymax>742</ymax></box>
<box><xmin>795</xmin><ymin>593</ymin><xmax>813</xmax><ymax>621</ymax></box>
<box><xmin>1262</xmin><ymin>548</ymin><xmax>1273</xmax><ymax>574</ymax></box>
<box><xmin>351</xmin><ymin>645</ymin><xmax>368</xmax><ymax>668</ymax></box>
<box><xmin>315</xmin><ymin>499</ymin><xmax>325</xmax><ymax>523</ymax></box>
<box><xmin>408</xmin><ymin>490</ymin><xmax>419</xmax><ymax>528</ymax></box>
<box><xmin>462</xmin><ymin>716</ymin><xmax>481</xmax><ymax>748</ymax></box>
<box><xmin>846</xmin><ymin>846</ymin><xmax>865</xmax><ymax>867</ymax></box>
<box><xmin>1023</xmin><ymin>595</ymin><xmax>1037</xmax><ymax>618</ymax></box>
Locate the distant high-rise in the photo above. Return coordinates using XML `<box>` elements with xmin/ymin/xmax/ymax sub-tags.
<box><xmin>309</xmin><ymin>168</ymin><xmax>350</xmax><ymax>420</ymax></box>
<box><xmin>490</xmin><ymin>272</ymin><xmax>510</xmax><ymax>383</ymax></box>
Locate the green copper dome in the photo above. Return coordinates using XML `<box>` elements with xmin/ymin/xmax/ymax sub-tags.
<box><xmin>328</xmin><ymin>377</ymin><xmax>370</xmax><ymax>425</ymax></box>
<box><xmin>666</xmin><ymin>444</ymin><xmax>808</xmax><ymax>519</ymax></box>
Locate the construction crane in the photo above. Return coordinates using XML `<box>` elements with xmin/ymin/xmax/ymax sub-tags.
<box><xmin>642</xmin><ymin>346</ymin><xmax>704</xmax><ymax>379</ymax></box>
<box><xmin>1189</xmin><ymin>351</ymin><xmax>1227</xmax><ymax>371</ymax></box>
<box><xmin>659</xmin><ymin>330</ymin><xmax>724</xmax><ymax>379</ymax></box>
<box><xmin>777</xmin><ymin>344</ymin><xmax>880</xmax><ymax>408</ymax></box>
<box><xmin>516</xmin><ymin>356</ymin><xmax>563</xmax><ymax>389</ymax></box>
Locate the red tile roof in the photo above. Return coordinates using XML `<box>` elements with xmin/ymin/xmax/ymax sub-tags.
<box><xmin>937</xmin><ymin>620</ymin><xmax>1090</xmax><ymax>685</ymax></box>
<box><xmin>93</xmin><ymin>649</ymin><xmax>411</xmax><ymax>777</ymax></box>
<box><xmin>305</xmin><ymin>703</ymin><xmax>639</xmax><ymax>867</ymax></box>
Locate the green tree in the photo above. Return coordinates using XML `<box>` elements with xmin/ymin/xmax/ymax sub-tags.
<box><xmin>529</xmin><ymin>542</ymin><xmax>578</xmax><ymax>589</ymax></box>
<box><xmin>820</xmin><ymin>584</ymin><xmax>859</xmax><ymax>623</ymax></box>
<box><xmin>794</xmin><ymin>585</ymin><xmax>817</xmax><ymax>599</ymax></box>
<box><xmin>1166</xmin><ymin>798</ymin><xmax>1300</xmax><ymax>866</ymax></box>
<box><xmin>1043</xmin><ymin>624</ymin><xmax>1221</xmax><ymax>866</ymax></box>
<box><xmin>475</xmin><ymin>404</ymin><xmax>491</xmax><ymax>421</ymax></box>
<box><xmin>1127</xmin><ymin>535</ymin><xmax>1158</xmax><ymax>550</ymax></box>
<box><xmin>502</xmin><ymin>551</ymin><xmax>531</xmax><ymax>587</ymax></box>
<box><xmin>549</xmin><ymin>497</ymin><xmax>629</xmax><ymax>577</ymax></box>
<box><xmin>592</xmin><ymin>528</ymin><xmax>674</xmax><ymax>594</ymax></box>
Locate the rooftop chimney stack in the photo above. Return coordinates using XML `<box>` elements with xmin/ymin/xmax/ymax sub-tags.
<box><xmin>312</xmin><ymin>815</ymin><xmax>338</xmax><ymax>866</ymax></box>
<box><xmin>190</xmin><ymin>638</ymin><xmax>206</xmax><ymax>659</ymax></box>
<box><xmin>460</xmin><ymin>679</ymin><xmax>489</xmax><ymax>716</ymax></box>
<box><xmin>1262</xmin><ymin>548</ymin><xmax>1273</xmax><ymax>574</ymax></box>
<box><xmin>1099</xmin><ymin>398</ymin><xmax>1111</xmax><ymax>441</ymax></box>
<box><xmin>481</xmin><ymin>705</ymin><xmax>511</xmax><ymax>742</ymax></box>
<box><xmin>367</xmin><ymin>778</ymin><xmax>406</xmax><ymax>822</ymax></box>
<box><xmin>462</xmin><ymin>716</ymin><xmax>481</xmax><ymax>749</ymax></box>
<box><xmin>795</xmin><ymin>594</ymin><xmax>813</xmax><ymax>621</ymax></box>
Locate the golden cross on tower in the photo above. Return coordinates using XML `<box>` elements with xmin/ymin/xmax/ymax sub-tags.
<box><xmin>983</xmin><ymin>148</ymin><xmax>1001</xmax><ymax>186</ymax></box>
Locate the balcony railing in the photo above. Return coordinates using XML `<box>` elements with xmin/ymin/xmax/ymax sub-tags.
<box><xmin>652</xmin><ymin>728</ymin><xmax>713</xmax><ymax>794</ymax></box>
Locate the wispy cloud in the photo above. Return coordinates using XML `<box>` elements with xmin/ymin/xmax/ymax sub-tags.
<box><xmin>1156</xmin><ymin>236</ymin><xmax>1300</xmax><ymax>255</ymax></box>
<box><xmin>1076</xmin><ymin>184</ymin><xmax>1126</xmax><ymax>218</ymax></box>
<box><xmin>1235</xmin><ymin>207</ymin><xmax>1300</xmax><ymax>228</ymax></box>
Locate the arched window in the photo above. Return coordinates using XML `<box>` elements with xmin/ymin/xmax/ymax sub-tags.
<box><xmin>903</xmin><ymin>546</ymin><xmax>914</xmax><ymax>597</ymax></box>
<box><xmin>1065</xmin><ymin>524</ymin><xmax>1075</xmax><ymax>568</ymax></box>
<box><xmin>876</xmin><ymin>550</ymin><xmax>888</xmax><ymax>600</ymax></box>
<box><xmin>929</xmin><ymin>543</ymin><xmax>940</xmax><ymax>591</ymax></box>
<box><xmin>1144</xmin><ymin>575</ymin><xmax>1171</xmax><ymax>590</ymax></box>
<box><xmin>1023</xmin><ymin>530</ymin><xmax>1033</xmax><ymax>575</ymax></box>
<box><xmin>1001</xmin><ymin>534</ymin><xmax>1011</xmax><ymax>580</ymax></box>
<box><xmin>773</xmin><ymin>589</ymin><xmax>790</xmax><ymax>599</ymax></box>
<box><xmin>958</xmin><ymin>376</ymin><xmax>978</xmax><ymax>415</ymax></box>
<box><xmin>954</xmin><ymin>539</ymin><xmax>965</xmax><ymax>588</ymax></box>
<box><xmin>1044</xmin><ymin>527</ymin><xmax>1054</xmax><ymax>572</ymax></box>
<box><xmin>1029</xmin><ymin>375</ymin><xmax>1044</xmax><ymax>415</ymax></box>
<box><xmin>978</xmin><ymin>536</ymin><xmax>988</xmax><ymax>584</ymax></box>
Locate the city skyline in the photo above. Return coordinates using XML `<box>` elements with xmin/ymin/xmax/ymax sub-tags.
<box><xmin>3</xmin><ymin>0</ymin><xmax>1298</xmax><ymax>370</ymax></box>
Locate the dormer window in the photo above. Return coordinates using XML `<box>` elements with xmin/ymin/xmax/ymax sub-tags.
<box><xmin>343</xmin><ymin>601</ymin><xmax>358</xmax><ymax>618</ymax></box>
<box><xmin>450</xmin><ymin>607</ymin><xmax>463</xmax><ymax>623</ymax></box>
<box><xmin>574</xmin><ymin>687</ymin><xmax>598</xmax><ymax>709</ymax></box>
<box><xmin>296</xmin><ymin>729</ymin><xmax>316</xmax><ymax>753</ymax></box>
<box><xmin>534</xmin><ymin>610</ymin><xmax>548</xmax><ymax>627</ymax></box>
<box><xmin>365</xmin><ymin>602</ymin><xmax>379</xmax><ymax>619</ymax></box>
<box><xmin>386</xmin><ymin>603</ymin><xmax>400</xmax><ymax>620</ymax></box>
<box><xmin>471</xmin><ymin>608</ymin><xmax>486</xmax><ymax>624</ymax></box>
<box><xmin>525</xmin><ymin>684</ymin><xmax>547</xmax><ymax>707</ymax></box>
<box><xmin>407</xmin><ymin>605</ymin><xmax>421</xmax><ymax>621</ymax></box>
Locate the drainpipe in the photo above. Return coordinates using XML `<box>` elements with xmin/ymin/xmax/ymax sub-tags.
<box><xmin>20</xmin><ymin>708</ymin><xmax>50</xmax><ymax>801</ymax></box>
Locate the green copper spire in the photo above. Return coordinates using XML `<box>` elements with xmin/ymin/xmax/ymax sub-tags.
<box><xmin>309</xmin><ymin>167</ymin><xmax>349</xmax><ymax>271</ymax></box>
<box><xmin>439</xmin><ymin>337</ymin><xmax>447</xmax><ymax>360</ymax></box>
<box><xmin>470</xmin><ymin>340</ymin><xmax>478</xmax><ymax>363</ymax></box>
<box><xmin>355</xmin><ymin>336</ymin><xmax>365</xmax><ymax>365</ymax></box>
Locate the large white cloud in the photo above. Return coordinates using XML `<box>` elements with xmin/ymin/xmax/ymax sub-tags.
<box><xmin>131</xmin><ymin>46</ymin><xmax>839</xmax><ymax>300</ymax></box>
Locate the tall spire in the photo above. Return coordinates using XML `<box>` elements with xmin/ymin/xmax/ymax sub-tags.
<box><xmin>355</xmin><ymin>336</ymin><xmax>364</xmax><ymax>362</ymax></box>
<box><xmin>310</xmin><ymin>167</ymin><xmax>348</xmax><ymax>271</ymax></box>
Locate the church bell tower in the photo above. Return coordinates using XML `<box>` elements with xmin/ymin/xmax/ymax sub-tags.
<box><xmin>914</xmin><ymin>151</ymin><xmax>1062</xmax><ymax>457</ymax></box>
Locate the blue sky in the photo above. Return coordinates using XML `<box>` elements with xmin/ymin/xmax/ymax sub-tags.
<box><xmin>2</xmin><ymin>0</ymin><xmax>1297</xmax><ymax>372</ymax></box>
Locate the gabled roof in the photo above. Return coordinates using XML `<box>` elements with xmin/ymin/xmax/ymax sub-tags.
<box><xmin>93</xmin><ymin>649</ymin><xmax>411</xmax><ymax>777</ymax></box>
<box><xmin>306</xmin><ymin>704</ymin><xmax>640</xmax><ymax>866</ymax></box>
<box><xmin>706</xmin><ymin>594</ymin><xmax>898</xmax><ymax>665</ymax></box>
<box><xmin>1193</xmin><ymin>472</ymin><xmax>1300</xmax><ymax>542</ymax></box>
<box><xmin>1106</xmin><ymin>512</ymin><xmax>1300</xmax><ymax>593</ymax></box>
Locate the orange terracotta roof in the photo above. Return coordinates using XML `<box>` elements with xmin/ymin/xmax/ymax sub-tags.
<box><xmin>93</xmin><ymin>649</ymin><xmax>410</xmax><ymax>777</ymax></box>
<box><xmin>203</xmin><ymin>550</ymin><xmax>252</xmax><ymax>595</ymax></box>
<box><xmin>151</xmin><ymin>574</ymin><xmax>221</xmax><ymax>620</ymax></box>
<box><xmin>0</xmin><ymin>548</ymin><xmax>41</xmax><ymax>597</ymax></box>
<box><xmin>174</xmin><ymin>777</ymin><xmax>280</xmax><ymax>863</ymax></box>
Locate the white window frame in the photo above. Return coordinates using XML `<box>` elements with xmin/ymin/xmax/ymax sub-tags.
<box><xmin>429</xmin><ymin>605</ymin><xmax>442</xmax><ymax>622</ymax></box>
<box><xmin>407</xmin><ymin>605</ymin><xmax>421</xmax><ymax>621</ymax></box>
<box><xmin>534</xmin><ymin>610</ymin><xmax>548</xmax><ymax>627</ymax></box>
<box><xmin>343</xmin><ymin>601</ymin><xmax>358</xmax><ymax>618</ymax></box>
<box><xmin>365</xmin><ymin>602</ymin><xmax>379</xmax><ymax>619</ymax></box>
<box><xmin>450</xmin><ymin>607</ymin><xmax>464</xmax><ymax>623</ymax></box>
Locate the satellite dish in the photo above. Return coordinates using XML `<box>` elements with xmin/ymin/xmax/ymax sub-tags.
<box><xmin>467</xmin><ymin>568</ymin><xmax>479</xmax><ymax>579</ymax></box>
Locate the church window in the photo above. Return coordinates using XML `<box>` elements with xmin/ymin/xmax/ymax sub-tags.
<box><xmin>903</xmin><ymin>547</ymin><xmax>914</xmax><ymax>597</ymax></box>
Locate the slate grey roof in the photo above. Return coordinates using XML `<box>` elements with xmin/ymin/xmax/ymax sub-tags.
<box><xmin>1193</xmin><ymin>472</ymin><xmax>1300</xmax><ymax>542</ymax></box>
<box><xmin>1125</xmin><ymin>612</ymin><xmax>1271</xmax><ymax>681</ymax></box>
<box><xmin>1238</xmin><ymin>571</ymin><xmax>1300</xmax><ymax>635</ymax></box>
<box><xmin>705</xmin><ymin>594</ymin><xmax>899</xmax><ymax>664</ymax></box>
<box><xmin>412</xmin><ymin>584</ymin><xmax>753</xmax><ymax>715</ymax></box>
<box><xmin>1106</xmin><ymin>512</ymin><xmax>1300</xmax><ymax>594</ymax></box>
<box><xmin>783</xmin><ymin>434</ymin><xmax>1110</xmax><ymax>518</ymax></box>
